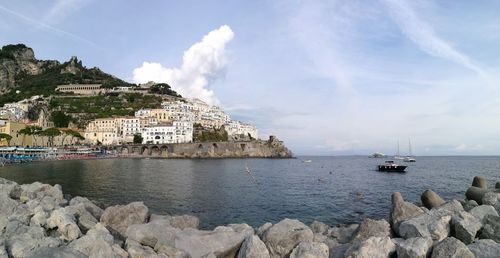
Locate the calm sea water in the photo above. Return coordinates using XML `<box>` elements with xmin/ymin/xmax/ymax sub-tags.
<box><xmin>0</xmin><ymin>156</ymin><xmax>499</xmax><ymax>229</ymax></box>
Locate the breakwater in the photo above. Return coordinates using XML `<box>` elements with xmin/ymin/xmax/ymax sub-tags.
<box><xmin>0</xmin><ymin>176</ymin><xmax>498</xmax><ymax>258</ymax></box>
<box><xmin>107</xmin><ymin>136</ymin><xmax>293</xmax><ymax>158</ymax></box>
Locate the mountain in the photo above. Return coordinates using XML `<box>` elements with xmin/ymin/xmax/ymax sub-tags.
<box><xmin>0</xmin><ymin>44</ymin><xmax>132</xmax><ymax>105</ymax></box>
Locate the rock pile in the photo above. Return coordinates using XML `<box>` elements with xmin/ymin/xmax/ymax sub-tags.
<box><xmin>0</xmin><ymin>176</ymin><xmax>499</xmax><ymax>258</ymax></box>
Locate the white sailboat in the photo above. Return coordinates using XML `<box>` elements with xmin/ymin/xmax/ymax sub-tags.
<box><xmin>404</xmin><ymin>139</ymin><xmax>416</xmax><ymax>162</ymax></box>
<box><xmin>394</xmin><ymin>140</ymin><xmax>404</xmax><ymax>160</ymax></box>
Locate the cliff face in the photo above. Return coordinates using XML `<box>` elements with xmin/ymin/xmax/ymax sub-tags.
<box><xmin>0</xmin><ymin>44</ymin><xmax>59</xmax><ymax>93</ymax></box>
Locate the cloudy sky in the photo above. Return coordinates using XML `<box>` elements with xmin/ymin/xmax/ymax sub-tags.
<box><xmin>1</xmin><ymin>0</ymin><xmax>500</xmax><ymax>155</ymax></box>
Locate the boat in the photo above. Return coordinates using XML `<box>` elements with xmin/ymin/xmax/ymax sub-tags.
<box><xmin>377</xmin><ymin>161</ymin><xmax>407</xmax><ymax>172</ymax></box>
<box><xmin>403</xmin><ymin>139</ymin><xmax>416</xmax><ymax>162</ymax></box>
<box><xmin>394</xmin><ymin>140</ymin><xmax>404</xmax><ymax>160</ymax></box>
<box><xmin>369</xmin><ymin>152</ymin><xmax>386</xmax><ymax>158</ymax></box>
<box><xmin>303</xmin><ymin>160</ymin><xmax>312</xmax><ymax>163</ymax></box>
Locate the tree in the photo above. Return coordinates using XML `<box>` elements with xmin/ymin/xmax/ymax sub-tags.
<box><xmin>133</xmin><ymin>134</ymin><xmax>143</xmax><ymax>144</ymax></box>
<box><xmin>0</xmin><ymin>133</ymin><xmax>12</xmax><ymax>146</ymax></box>
<box><xmin>66</xmin><ymin>129</ymin><xmax>84</xmax><ymax>145</ymax></box>
<box><xmin>19</xmin><ymin>125</ymin><xmax>42</xmax><ymax>146</ymax></box>
<box><xmin>40</xmin><ymin>127</ymin><xmax>61</xmax><ymax>147</ymax></box>
<box><xmin>51</xmin><ymin>111</ymin><xmax>71</xmax><ymax>127</ymax></box>
<box><xmin>18</xmin><ymin>127</ymin><xmax>30</xmax><ymax>146</ymax></box>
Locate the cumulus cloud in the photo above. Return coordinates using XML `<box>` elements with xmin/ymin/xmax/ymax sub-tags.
<box><xmin>381</xmin><ymin>0</ymin><xmax>486</xmax><ymax>77</ymax></box>
<box><xmin>133</xmin><ymin>25</ymin><xmax>234</xmax><ymax>105</ymax></box>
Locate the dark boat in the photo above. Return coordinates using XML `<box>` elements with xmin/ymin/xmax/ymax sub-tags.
<box><xmin>377</xmin><ymin>161</ymin><xmax>407</xmax><ymax>172</ymax></box>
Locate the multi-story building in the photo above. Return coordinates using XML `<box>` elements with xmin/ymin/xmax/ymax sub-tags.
<box><xmin>115</xmin><ymin>117</ymin><xmax>141</xmax><ymax>143</ymax></box>
<box><xmin>141</xmin><ymin>121</ymin><xmax>193</xmax><ymax>144</ymax></box>
<box><xmin>0</xmin><ymin>120</ymin><xmax>33</xmax><ymax>146</ymax></box>
<box><xmin>84</xmin><ymin>118</ymin><xmax>119</xmax><ymax>145</ymax></box>
<box><xmin>225</xmin><ymin>121</ymin><xmax>258</xmax><ymax>139</ymax></box>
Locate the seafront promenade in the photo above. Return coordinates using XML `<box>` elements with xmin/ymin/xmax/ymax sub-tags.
<box><xmin>0</xmin><ymin>176</ymin><xmax>498</xmax><ymax>257</ymax></box>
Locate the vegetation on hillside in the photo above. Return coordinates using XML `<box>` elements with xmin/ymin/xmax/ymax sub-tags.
<box><xmin>193</xmin><ymin>123</ymin><xmax>229</xmax><ymax>142</ymax></box>
<box><xmin>0</xmin><ymin>44</ymin><xmax>28</xmax><ymax>59</ymax></box>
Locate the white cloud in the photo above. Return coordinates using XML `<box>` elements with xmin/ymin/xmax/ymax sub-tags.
<box><xmin>381</xmin><ymin>0</ymin><xmax>486</xmax><ymax>77</ymax></box>
<box><xmin>133</xmin><ymin>25</ymin><xmax>234</xmax><ymax>105</ymax></box>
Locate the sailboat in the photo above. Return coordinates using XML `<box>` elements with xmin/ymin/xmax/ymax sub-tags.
<box><xmin>394</xmin><ymin>140</ymin><xmax>404</xmax><ymax>160</ymax></box>
<box><xmin>403</xmin><ymin>139</ymin><xmax>416</xmax><ymax>162</ymax></box>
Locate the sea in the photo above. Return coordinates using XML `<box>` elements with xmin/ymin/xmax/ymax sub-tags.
<box><xmin>0</xmin><ymin>156</ymin><xmax>499</xmax><ymax>229</ymax></box>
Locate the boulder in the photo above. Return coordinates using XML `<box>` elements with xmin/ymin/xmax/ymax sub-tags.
<box><xmin>482</xmin><ymin>192</ymin><xmax>499</xmax><ymax>206</ymax></box>
<box><xmin>451</xmin><ymin>211</ymin><xmax>482</xmax><ymax>244</ymax></box>
<box><xmin>350</xmin><ymin>218</ymin><xmax>391</xmax><ymax>243</ymax></box>
<box><xmin>65</xmin><ymin>203</ymin><xmax>99</xmax><ymax>233</ymax></box>
<box><xmin>395</xmin><ymin>237</ymin><xmax>432</xmax><ymax>258</ymax></box>
<box><xmin>479</xmin><ymin>214</ymin><xmax>500</xmax><ymax>243</ymax></box>
<box><xmin>463</xmin><ymin>200</ymin><xmax>478</xmax><ymax>212</ymax></box>
<box><xmin>390</xmin><ymin>192</ymin><xmax>424</xmax><ymax>235</ymax></box>
<box><xmin>262</xmin><ymin>218</ymin><xmax>313</xmax><ymax>258</ymax></box>
<box><xmin>20</xmin><ymin>182</ymin><xmax>65</xmax><ymax>206</ymax></box>
<box><xmin>46</xmin><ymin>208</ymin><xmax>82</xmax><ymax>241</ymax></box>
<box><xmin>256</xmin><ymin>222</ymin><xmax>272</xmax><ymax>239</ymax></box>
<box><xmin>155</xmin><ymin>244</ymin><xmax>189</xmax><ymax>258</ymax></box>
<box><xmin>495</xmin><ymin>203</ymin><xmax>500</xmax><ymax>214</ymax></box>
<box><xmin>472</xmin><ymin>176</ymin><xmax>488</xmax><ymax>189</ymax></box>
<box><xmin>399</xmin><ymin>200</ymin><xmax>463</xmax><ymax>241</ymax></box>
<box><xmin>328</xmin><ymin>224</ymin><xmax>358</xmax><ymax>244</ymax></box>
<box><xmin>310</xmin><ymin>221</ymin><xmax>330</xmax><ymax>235</ymax></box>
<box><xmin>466</xmin><ymin>187</ymin><xmax>488</xmax><ymax>205</ymax></box>
<box><xmin>161</xmin><ymin>224</ymin><xmax>254</xmax><ymax>258</ymax></box>
<box><xmin>30</xmin><ymin>208</ymin><xmax>49</xmax><ymax>227</ymax></box>
<box><xmin>312</xmin><ymin>234</ymin><xmax>337</xmax><ymax>249</ymax></box>
<box><xmin>329</xmin><ymin>243</ymin><xmax>351</xmax><ymax>258</ymax></box>
<box><xmin>69</xmin><ymin>196</ymin><xmax>104</xmax><ymax>220</ymax></box>
<box><xmin>25</xmin><ymin>246</ymin><xmax>87</xmax><ymax>258</ymax></box>
<box><xmin>289</xmin><ymin>242</ymin><xmax>328</xmax><ymax>258</ymax></box>
<box><xmin>344</xmin><ymin>236</ymin><xmax>396</xmax><ymax>258</ymax></box>
<box><xmin>469</xmin><ymin>205</ymin><xmax>499</xmax><ymax>223</ymax></box>
<box><xmin>468</xmin><ymin>239</ymin><xmax>500</xmax><ymax>258</ymax></box>
<box><xmin>150</xmin><ymin>214</ymin><xmax>199</xmax><ymax>230</ymax></box>
<box><xmin>431</xmin><ymin>237</ymin><xmax>473</xmax><ymax>258</ymax></box>
<box><xmin>421</xmin><ymin>189</ymin><xmax>445</xmax><ymax>210</ymax></box>
<box><xmin>126</xmin><ymin>240</ymin><xmax>160</xmax><ymax>258</ymax></box>
<box><xmin>126</xmin><ymin>219</ymin><xmax>174</xmax><ymax>248</ymax></box>
<box><xmin>69</xmin><ymin>223</ymin><xmax>127</xmax><ymax>258</ymax></box>
<box><xmin>100</xmin><ymin>201</ymin><xmax>149</xmax><ymax>238</ymax></box>
<box><xmin>237</xmin><ymin>235</ymin><xmax>270</xmax><ymax>258</ymax></box>
<box><xmin>3</xmin><ymin>220</ymin><xmax>61</xmax><ymax>258</ymax></box>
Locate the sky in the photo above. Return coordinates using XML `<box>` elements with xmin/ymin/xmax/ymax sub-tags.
<box><xmin>1</xmin><ymin>0</ymin><xmax>500</xmax><ymax>155</ymax></box>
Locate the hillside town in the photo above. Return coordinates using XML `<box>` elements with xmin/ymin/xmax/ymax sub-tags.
<box><xmin>0</xmin><ymin>84</ymin><xmax>258</xmax><ymax>147</ymax></box>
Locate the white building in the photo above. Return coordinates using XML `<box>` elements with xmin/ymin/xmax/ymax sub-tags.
<box><xmin>116</xmin><ymin>117</ymin><xmax>141</xmax><ymax>143</ymax></box>
<box><xmin>225</xmin><ymin>121</ymin><xmax>258</xmax><ymax>139</ymax></box>
<box><xmin>84</xmin><ymin>118</ymin><xmax>120</xmax><ymax>145</ymax></box>
<box><xmin>141</xmin><ymin>121</ymin><xmax>193</xmax><ymax>144</ymax></box>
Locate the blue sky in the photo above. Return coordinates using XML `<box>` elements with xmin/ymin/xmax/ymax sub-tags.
<box><xmin>1</xmin><ymin>0</ymin><xmax>500</xmax><ymax>155</ymax></box>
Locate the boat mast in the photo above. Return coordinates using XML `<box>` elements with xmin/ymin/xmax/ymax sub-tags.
<box><xmin>397</xmin><ymin>140</ymin><xmax>400</xmax><ymax>156</ymax></box>
<box><xmin>408</xmin><ymin>139</ymin><xmax>412</xmax><ymax>156</ymax></box>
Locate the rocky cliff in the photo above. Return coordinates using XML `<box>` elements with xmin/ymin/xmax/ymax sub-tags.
<box><xmin>0</xmin><ymin>44</ymin><xmax>59</xmax><ymax>93</ymax></box>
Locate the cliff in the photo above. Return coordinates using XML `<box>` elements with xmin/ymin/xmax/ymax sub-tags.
<box><xmin>112</xmin><ymin>136</ymin><xmax>293</xmax><ymax>158</ymax></box>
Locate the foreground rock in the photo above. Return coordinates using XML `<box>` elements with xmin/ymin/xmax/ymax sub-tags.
<box><xmin>345</xmin><ymin>236</ymin><xmax>395</xmax><ymax>258</ymax></box>
<box><xmin>451</xmin><ymin>211</ymin><xmax>482</xmax><ymax>244</ymax></box>
<box><xmin>100</xmin><ymin>202</ymin><xmax>149</xmax><ymax>239</ymax></box>
<box><xmin>262</xmin><ymin>218</ymin><xmax>313</xmax><ymax>258</ymax></box>
<box><xmin>350</xmin><ymin>218</ymin><xmax>391</xmax><ymax>243</ymax></box>
<box><xmin>237</xmin><ymin>235</ymin><xmax>270</xmax><ymax>258</ymax></box>
<box><xmin>468</xmin><ymin>239</ymin><xmax>500</xmax><ymax>258</ymax></box>
<box><xmin>390</xmin><ymin>192</ymin><xmax>424</xmax><ymax>235</ymax></box>
<box><xmin>431</xmin><ymin>237</ymin><xmax>474</xmax><ymax>258</ymax></box>
<box><xmin>396</xmin><ymin>237</ymin><xmax>432</xmax><ymax>258</ymax></box>
<box><xmin>421</xmin><ymin>189</ymin><xmax>445</xmax><ymax>209</ymax></box>
<box><xmin>289</xmin><ymin>242</ymin><xmax>328</xmax><ymax>258</ymax></box>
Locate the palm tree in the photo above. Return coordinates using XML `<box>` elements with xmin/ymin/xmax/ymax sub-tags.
<box><xmin>0</xmin><ymin>133</ymin><xmax>12</xmax><ymax>146</ymax></box>
<box><xmin>22</xmin><ymin>125</ymin><xmax>43</xmax><ymax>146</ymax></box>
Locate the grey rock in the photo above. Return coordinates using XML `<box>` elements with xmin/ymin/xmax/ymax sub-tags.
<box><xmin>466</xmin><ymin>186</ymin><xmax>489</xmax><ymax>205</ymax></box>
<box><xmin>421</xmin><ymin>189</ymin><xmax>445</xmax><ymax>210</ymax></box>
<box><xmin>256</xmin><ymin>222</ymin><xmax>273</xmax><ymax>239</ymax></box>
<box><xmin>290</xmin><ymin>242</ymin><xmax>328</xmax><ymax>258</ymax></box>
<box><xmin>329</xmin><ymin>243</ymin><xmax>351</xmax><ymax>258</ymax></box>
<box><xmin>237</xmin><ymin>235</ymin><xmax>270</xmax><ymax>258</ymax></box>
<box><xmin>313</xmin><ymin>234</ymin><xmax>338</xmax><ymax>249</ymax></box>
<box><xmin>469</xmin><ymin>205</ymin><xmax>499</xmax><ymax>223</ymax></box>
<box><xmin>328</xmin><ymin>224</ymin><xmax>358</xmax><ymax>244</ymax></box>
<box><xmin>463</xmin><ymin>200</ymin><xmax>478</xmax><ymax>212</ymax></box>
<box><xmin>69</xmin><ymin>196</ymin><xmax>104</xmax><ymax>220</ymax></box>
<box><xmin>350</xmin><ymin>218</ymin><xmax>391</xmax><ymax>243</ymax></box>
<box><xmin>69</xmin><ymin>223</ymin><xmax>126</xmax><ymax>258</ymax></box>
<box><xmin>25</xmin><ymin>246</ymin><xmax>86</xmax><ymax>258</ymax></box>
<box><xmin>482</xmin><ymin>192</ymin><xmax>499</xmax><ymax>206</ymax></box>
<box><xmin>126</xmin><ymin>240</ymin><xmax>160</xmax><ymax>258</ymax></box>
<box><xmin>390</xmin><ymin>192</ymin><xmax>424</xmax><ymax>235</ymax></box>
<box><xmin>479</xmin><ymin>214</ymin><xmax>500</xmax><ymax>243</ymax></box>
<box><xmin>126</xmin><ymin>219</ymin><xmax>173</xmax><ymax>248</ymax></box>
<box><xmin>20</xmin><ymin>182</ymin><xmax>65</xmax><ymax>206</ymax></box>
<box><xmin>472</xmin><ymin>176</ymin><xmax>488</xmax><ymax>189</ymax></box>
<box><xmin>262</xmin><ymin>218</ymin><xmax>314</xmax><ymax>258</ymax></box>
<box><xmin>399</xmin><ymin>200</ymin><xmax>463</xmax><ymax>241</ymax></box>
<box><xmin>65</xmin><ymin>203</ymin><xmax>99</xmax><ymax>233</ymax></box>
<box><xmin>431</xmin><ymin>237</ymin><xmax>474</xmax><ymax>258</ymax></box>
<box><xmin>46</xmin><ymin>208</ymin><xmax>82</xmax><ymax>241</ymax></box>
<box><xmin>30</xmin><ymin>208</ymin><xmax>49</xmax><ymax>227</ymax></box>
<box><xmin>100</xmin><ymin>201</ymin><xmax>149</xmax><ymax>238</ymax></box>
<box><xmin>468</xmin><ymin>239</ymin><xmax>500</xmax><ymax>258</ymax></box>
<box><xmin>155</xmin><ymin>244</ymin><xmax>189</xmax><ymax>258</ymax></box>
<box><xmin>396</xmin><ymin>237</ymin><xmax>432</xmax><ymax>258</ymax></box>
<box><xmin>451</xmin><ymin>211</ymin><xmax>482</xmax><ymax>244</ymax></box>
<box><xmin>310</xmin><ymin>221</ymin><xmax>330</xmax><ymax>235</ymax></box>
<box><xmin>3</xmin><ymin>221</ymin><xmax>61</xmax><ymax>258</ymax></box>
<box><xmin>344</xmin><ymin>236</ymin><xmax>396</xmax><ymax>258</ymax></box>
<box><xmin>495</xmin><ymin>202</ymin><xmax>500</xmax><ymax>214</ymax></box>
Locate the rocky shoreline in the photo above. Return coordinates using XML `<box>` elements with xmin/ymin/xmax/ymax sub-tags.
<box><xmin>0</xmin><ymin>176</ymin><xmax>499</xmax><ymax>258</ymax></box>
